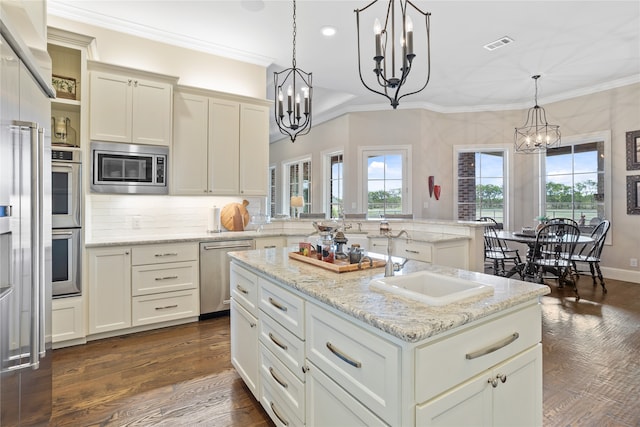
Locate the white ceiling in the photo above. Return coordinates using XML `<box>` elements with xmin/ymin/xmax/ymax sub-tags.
<box><xmin>48</xmin><ymin>0</ymin><xmax>640</xmax><ymax>141</ymax></box>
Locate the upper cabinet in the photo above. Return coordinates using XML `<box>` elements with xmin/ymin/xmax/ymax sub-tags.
<box><xmin>88</xmin><ymin>61</ymin><xmax>177</xmax><ymax>146</ymax></box>
<box><xmin>48</xmin><ymin>28</ymin><xmax>97</xmax><ymax>148</ymax></box>
<box><xmin>172</xmin><ymin>87</ymin><xmax>269</xmax><ymax>196</ymax></box>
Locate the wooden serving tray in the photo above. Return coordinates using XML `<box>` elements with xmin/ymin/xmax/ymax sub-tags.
<box><xmin>288</xmin><ymin>251</ymin><xmax>386</xmax><ymax>273</ymax></box>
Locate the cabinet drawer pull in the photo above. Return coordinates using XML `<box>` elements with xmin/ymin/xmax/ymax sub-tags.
<box><xmin>270</xmin><ymin>402</ymin><xmax>289</xmax><ymax>426</ymax></box>
<box><xmin>268</xmin><ymin>297</ymin><xmax>288</xmax><ymax>312</ymax></box>
<box><xmin>326</xmin><ymin>342</ymin><xmax>362</xmax><ymax>368</ymax></box>
<box><xmin>263</xmin><ymin>245</ymin><xmax>277</xmax><ymax>248</ymax></box>
<box><xmin>269</xmin><ymin>332</ymin><xmax>288</xmax><ymax>350</ymax></box>
<box><xmin>465</xmin><ymin>332</ymin><xmax>519</xmax><ymax>360</ymax></box>
<box><xmin>405</xmin><ymin>249</ymin><xmax>420</xmax><ymax>254</ymax></box>
<box><xmin>155</xmin><ymin>275</ymin><xmax>178</xmax><ymax>281</ymax></box>
<box><xmin>236</xmin><ymin>284</ymin><xmax>249</xmax><ymax>294</ymax></box>
<box><xmin>155</xmin><ymin>304</ymin><xmax>178</xmax><ymax>311</ymax></box>
<box><xmin>269</xmin><ymin>367</ymin><xmax>289</xmax><ymax>389</ymax></box>
<box><xmin>154</xmin><ymin>252</ymin><xmax>178</xmax><ymax>257</ymax></box>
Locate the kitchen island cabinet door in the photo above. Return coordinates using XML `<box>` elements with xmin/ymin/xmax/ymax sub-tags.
<box><xmin>231</xmin><ymin>298</ymin><xmax>259</xmax><ymax>399</ymax></box>
<box><xmin>416</xmin><ymin>345</ymin><xmax>542</xmax><ymax>427</ymax></box>
<box><xmin>306</xmin><ymin>361</ymin><xmax>386</xmax><ymax>427</ymax></box>
<box><xmin>88</xmin><ymin>246</ymin><xmax>132</xmax><ymax>334</ymax></box>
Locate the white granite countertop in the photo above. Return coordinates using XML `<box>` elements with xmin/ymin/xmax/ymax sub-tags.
<box><xmin>229</xmin><ymin>248</ymin><xmax>550</xmax><ymax>343</ymax></box>
<box><xmin>84</xmin><ymin>228</ymin><xmax>469</xmax><ymax>247</ymax></box>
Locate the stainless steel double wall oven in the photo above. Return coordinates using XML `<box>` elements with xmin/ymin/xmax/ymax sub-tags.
<box><xmin>51</xmin><ymin>146</ymin><xmax>82</xmax><ymax>297</ymax></box>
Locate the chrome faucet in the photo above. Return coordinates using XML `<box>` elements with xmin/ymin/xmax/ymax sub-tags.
<box><xmin>339</xmin><ymin>205</ymin><xmax>352</xmax><ymax>232</ymax></box>
<box><xmin>383</xmin><ymin>230</ymin><xmax>410</xmax><ymax>277</ymax></box>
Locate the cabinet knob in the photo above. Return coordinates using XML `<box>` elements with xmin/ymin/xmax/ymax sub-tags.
<box><xmin>128</xmin><ymin>79</ymin><xmax>132</xmax><ymax>86</ymax></box>
<box><xmin>302</xmin><ymin>365</ymin><xmax>309</xmax><ymax>374</ymax></box>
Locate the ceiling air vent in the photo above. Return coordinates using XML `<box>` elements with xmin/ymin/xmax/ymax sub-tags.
<box><xmin>483</xmin><ymin>36</ymin><xmax>514</xmax><ymax>51</ymax></box>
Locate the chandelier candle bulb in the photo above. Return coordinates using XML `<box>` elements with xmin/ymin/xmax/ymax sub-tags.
<box><xmin>278</xmin><ymin>89</ymin><xmax>284</xmax><ymax>117</ymax></box>
<box><xmin>304</xmin><ymin>88</ymin><xmax>309</xmax><ymax>114</ymax></box>
<box><xmin>406</xmin><ymin>15</ymin><xmax>413</xmax><ymax>55</ymax></box>
<box><xmin>374</xmin><ymin>18</ymin><xmax>382</xmax><ymax>58</ymax></box>
<box><xmin>295</xmin><ymin>93</ymin><xmax>301</xmax><ymax>118</ymax></box>
<box><xmin>287</xmin><ymin>85</ymin><xmax>293</xmax><ymax>112</ymax></box>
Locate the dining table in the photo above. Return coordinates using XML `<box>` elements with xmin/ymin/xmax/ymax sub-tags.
<box><xmin>494</xmin><ymin>230</ymin><xmax>594</xmax><ymax>282</ymax></box>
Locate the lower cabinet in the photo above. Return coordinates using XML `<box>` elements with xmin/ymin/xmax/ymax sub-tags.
<box><xmin>88</xmin><ymin>246</ymin><xmax>132</xmax><ymax>334</ymax></box>
<box><xmin>230</xmin><ymin>261</ymin><xmax>543</xmax><ymax>426</ymax></box>
<box><xmin>306</xmin><ymin>361</ymin><xmax>386</xmax><ymax>427</ymax></box>
<box><xmin>416</xmin><ymin>345</ymin><xmax>542</xmax><ymax>426</ymax></box>
<box><xmin>87</xmin><ymin>243</ymin><xmax>199</xmax><ymax>337</ymax></box>
<box><xmin>230</xmin><ymin>298</ymin><xmax>259</xmax><ymax>398</ymax></box>
<box><xmin>52</xmin><ymin>296</ymin><xmax>85</xmax><ymax>347</ymax></box>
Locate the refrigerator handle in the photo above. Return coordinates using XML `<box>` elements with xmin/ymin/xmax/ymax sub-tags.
<box><xmin>37</xmin><ymin>125</ymin><xmax>46</xmax><ymax>359</ymax></box>
<box><xmin>21</xmin><ymin>120</ymin><xmax>42</xmax><ymax>369</ymax></box>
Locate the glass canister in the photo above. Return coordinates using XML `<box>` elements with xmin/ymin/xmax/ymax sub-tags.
<box><xmin>349</xmin><ymin>244</ymin><xmax>363</xmax><ymax>264</ymax></box>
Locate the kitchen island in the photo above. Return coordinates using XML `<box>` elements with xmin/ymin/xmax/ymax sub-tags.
<box><xmin>229</xmin><ymin>248</ymin><xmax>550</xmax><ymax>427</ymax></box>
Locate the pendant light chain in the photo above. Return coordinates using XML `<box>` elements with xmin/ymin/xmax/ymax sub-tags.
<box><xmin>292</xmin><ymin>0</ymin><xmax>297</xmax><ymax>69</ymax></box>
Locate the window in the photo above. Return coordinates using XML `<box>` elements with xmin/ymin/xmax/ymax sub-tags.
<box><xmin>544</xmin><ymin>141</ymin><xmax>604</xmax><ymax>225</ymax></box>
<box><xmin>456</xmin><ymin>150</ymin><xmax>507</xmax><ymax>224</ymax></box>
<box><xmin>360</xmin><ymin>147</ymin><xmax>410</xmax><ymax>217</ymax></box>
<box><xmin>328</xmin><ymin>153</ymin><xmax>343</xmax><ymax>218</ymax></box>
<box><xmin>268</xmin><ymin>166</ymin><xmax>276</xmax><ymax>218</ymax></box>
<box><xmin>284</xmin><ymin>158</ymin><xmax>311</xmax><ymax>216</ymax></box>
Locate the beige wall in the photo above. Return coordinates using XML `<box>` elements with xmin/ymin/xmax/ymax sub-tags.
<box><xmin>47</xmin><ymin>15</ymin><xmax>266</xmax><ymax>99</ymax></box>
<box><xmin>269</xmin><ymin>83</ymin><xmax>640</xmax><ymax>279</ymax></box>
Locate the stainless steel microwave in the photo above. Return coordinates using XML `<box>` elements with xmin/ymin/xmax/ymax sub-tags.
<box><xmin>90</xmin><ymin>141</ymin><xmax>168</xmax><ymax>194</ymax></box>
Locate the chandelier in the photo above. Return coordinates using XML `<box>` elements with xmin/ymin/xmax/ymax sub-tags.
<box><xmin>354</xmin><ymin>0</ymin><xmax>432</xmax><ymax>109</ymax></box>
<box><xmin>274</xmin><ymin>0</ymin><xmax>312</xmax><ymax>143</ymax></box>
<box><xmin>514</xmin><ymin>75</ymin><xmax>561</xmax><ymax>153</ymax></box>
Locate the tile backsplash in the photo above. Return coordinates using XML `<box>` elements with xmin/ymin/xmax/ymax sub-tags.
<box><xmin>86</xmin><ymin>194</ymin><xmax>266</xmax><ymax>240</ymax></box>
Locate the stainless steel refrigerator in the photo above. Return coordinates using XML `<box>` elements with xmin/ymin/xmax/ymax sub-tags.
<box><xmin>1</xmin><ymin>14</ymin><xmax>54</xmax><ymax>426</ymax></box>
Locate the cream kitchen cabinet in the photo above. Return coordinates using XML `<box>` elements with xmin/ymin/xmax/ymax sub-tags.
<box><xmin>88</xmin><ymin>242</ymin><xmax>199</xmax><ymax>338</ymax></box>
<box><xmin>172</xmin><ymin>88</ymin><xmax>269</xmax><ymax>196</ymax></box>
<box><xmin>230</xmin><ymin>263</ymin><xmax>260</xmax><ymax>398</ymax></box>
<box><xmin>230</xmin><ymin>257</ymin><xmax>544</xmax><ymax>426</ymax></box>
<box><xmin>416</xmin><ymin>345</ymin><xmax>542</xmax><ymax>426</ymax></box>
<box><xmin>89</xmin><ymin>62</ymin><xmax>176</xmax><ymax>146</ymax></box>
<box><xmin>369</xmin><ymin>236</ymin><xmax>469</xmax><ymax>269</ymax></box>
<box><xmin>52</xmin><ymin>296</ymin><xmax>85</xmax><ymax>348</ymax></box>
<box><xmin>130</xmin><ymin>243</ymin><xmax>199</xmax><ymax>326</ymax></box>
<box><xmin>88</xmin><ymin>246</ymin><xmax>132</xmax><ymax>335</ymax></box>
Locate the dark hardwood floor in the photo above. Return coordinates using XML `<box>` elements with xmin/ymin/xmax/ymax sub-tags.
<box><xmin>50</xmin><ymin>277</ymin><xmax>640</xmax><ymax>426</ymax></box>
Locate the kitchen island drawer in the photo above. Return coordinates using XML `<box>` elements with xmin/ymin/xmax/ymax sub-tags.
<box><xmin>132</xmin><ymin>242</ymin><xmax>198</xmax><ymax>265</ymax></box>
<box><xmin>259</xmin><ymin>278</ymin><xmax>305</xmax><ymax>339</ymax></box>
<box><xmin>260</xmin><ymin>311</ymin><xmax>306</xmax><ymax>382</ymax></box>
<box><xmin>132</xmin><ymin>289</ymin><xmax>199</xmax><ymax>326</ymax></box>
<box><xmin>260</xmin><ymin>343</ymin><xmax>305</xmax><ymax>422</ymax></box>
<box><xmin>231</xmin><ymin>263</ymin><xmax>259</xmax><ymax>315</ymax></box>
<box><xmin>415</xmin><ymin>302</ymin><xmax>541</xmax><ymax>402</ymax></box>
<box><xmin>397</xmin><ymin>240</ymin><xmax>432</xmax><ymax>262</ymax></box>
<box><xmin>132</xmin><ymin>261</ymin><xmax>198</xmax><ymax>296</ymax></box>
<box><xmin>305</xmin><ymin>302</ymin><xmax>400</xmax><ymax>425</ymax></box>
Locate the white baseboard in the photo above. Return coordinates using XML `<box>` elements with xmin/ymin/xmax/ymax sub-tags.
<box><xmin>600</xmin><ymin>267</ymin><xmax>640</xmax><ymax>284</ymax></box>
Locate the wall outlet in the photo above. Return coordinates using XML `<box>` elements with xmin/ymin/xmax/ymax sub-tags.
<box><xmin>631</xmin><ymin>258</ymin><xmax>638</xmax><ymax>268</ymax></box>
<box><xmin>132</xmin><ymin>215</ymin><xmax>141</xmax><ymax>229</ymax></box>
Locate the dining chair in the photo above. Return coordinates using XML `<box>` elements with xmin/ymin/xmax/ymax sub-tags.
<box><xmin>548</xmin><ymin>217</ymin><xmax>579</xmax><ymax>227</ymax></box>
<box><xmin>569</xmin><ymin>219</ymin><xmax>610</xmax><ymax>294</ymax></box>
<box><xmin>527</xmin><ymin>222</ymin><xmax>582</xmax><ymax>299</ymax></box>
<box><xmin>483</xmin><ymin>226</ymin><xmax>523</xmax><ymax>278</ymax></box>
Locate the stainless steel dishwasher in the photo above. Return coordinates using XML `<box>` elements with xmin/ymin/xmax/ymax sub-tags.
<box><xmin>199</xmin><ymin>239</ymin><xmax>254</xmax><ymax>317</ymax></box>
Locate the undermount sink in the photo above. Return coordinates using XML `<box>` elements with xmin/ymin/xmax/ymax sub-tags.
<box><xmin>369</xmin><ymin>271</ymin><xmax>494</xmax><ymax>306</ymax></box>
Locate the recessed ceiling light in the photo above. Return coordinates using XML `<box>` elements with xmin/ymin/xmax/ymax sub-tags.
<box><xmin>483</xmin><ymin>36</ymin><xmax>514</xmax><ymax>51</ymax></box>
<box><xmin>321</xmin><ymin>26</ymin><xmax>337</xmax><ymax>37</ymax></box>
